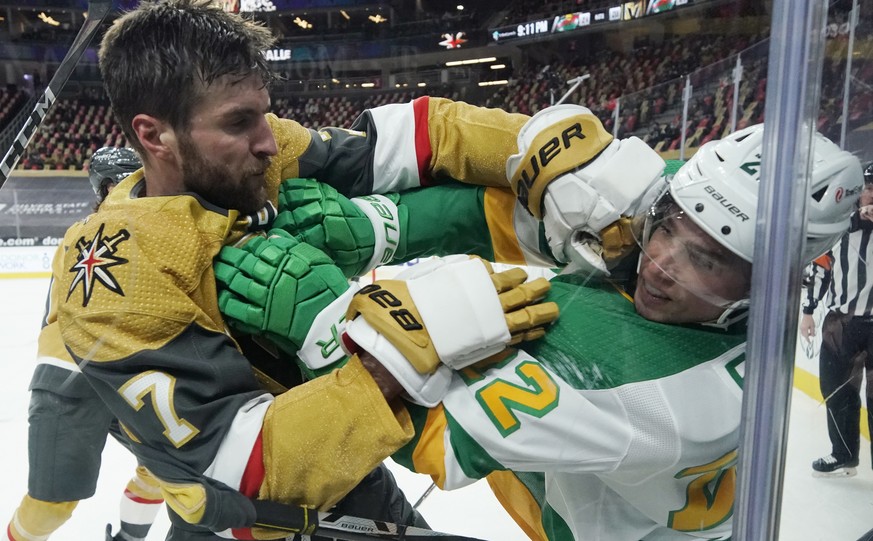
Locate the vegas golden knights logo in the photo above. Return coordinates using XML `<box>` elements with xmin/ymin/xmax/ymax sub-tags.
<box><xmin>623</xmin><ymin>1</ymin><xmax>644</xmax><ymax>20</ymax></box>
<box><xmin>67</xmin><ymin>224</ymin><xmax>130</xmax><ymax>306</ymax></box>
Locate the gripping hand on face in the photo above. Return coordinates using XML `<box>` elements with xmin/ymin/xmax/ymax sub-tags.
<box><xmin>273</xmin><ymin>178</ymin><xmax>401</xmax><ymax>278</ymax></box>
<box><xmin>343</xmin><ymin>255</ymin><xmax>559</xmax><ymax>406</ymax></box>
<box><xmin>215</xmin><ymin>231</ymin><xmax>356</xmax><ymax>376</ymax></box>
<box><xmin>506</xmin><ymin>105</ymin><xmax>666</xmax><ymax>276</ymax></box>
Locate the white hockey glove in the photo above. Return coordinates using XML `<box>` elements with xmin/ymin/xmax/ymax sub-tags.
<box><xmin>343</xmin><ymin>255</ymin><xmax>559</xmax><ymax>406</ymax></box>
<box><xmin>506</xmin><ymin>104</ymin><xmax>666</xmax><ymax>276</ymax></box>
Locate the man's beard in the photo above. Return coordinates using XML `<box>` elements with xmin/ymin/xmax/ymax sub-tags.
<box><xmin>178</xmin><ymin>135</ymin><xmax>269</xmax><ymax>215</ymax></box>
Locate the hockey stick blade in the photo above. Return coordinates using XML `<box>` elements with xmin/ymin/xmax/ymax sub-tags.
<box><xmin>0</xmin><ymin>0</ymin><xmax>114</xmax><ymax>187</ymax></box>
<box><xmin>311</xmin><ymin>511</ymin><xmax>488</xmax><ymax>541</ymax></box>
<box><xmin>253</xmin><ymin>500</ymin><xmax>485</xmax><ymax>541</ymax></box>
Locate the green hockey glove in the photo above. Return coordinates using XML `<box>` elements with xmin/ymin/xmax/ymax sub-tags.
<box><xmin>274</xmin><ymin>178</ymin><xmax>401</xmax><ymax>278</ymax></box>
<box><xmin>215</xmin><ymin>231</ymin><xmax>353</xmax><ymax>376</ymax></box>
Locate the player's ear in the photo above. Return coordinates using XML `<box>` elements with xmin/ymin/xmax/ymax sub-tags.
<box><xmin>132</xmin><ymin>114</ymin><xmax>177</xmax><ymax>162</ymax></box>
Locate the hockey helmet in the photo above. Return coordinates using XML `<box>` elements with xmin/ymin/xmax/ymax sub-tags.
<box><xmin>634</xmin><ymin>124</ymin><xmax>861</xmax><ymax>327</ymax></box>
<box><xmin>88</xmin><ymin>147</ymin><xmax>141</xmax><ymax>198</ymax></box>
<box><xmin>864</xmin><ymin>162</ymin><xmax>873</xmax><ymax>185</ymax></box>
<box><xmin>666</xmin><ymin>123</ymin><xmax>861</xmax><ymax>265</ymax></box>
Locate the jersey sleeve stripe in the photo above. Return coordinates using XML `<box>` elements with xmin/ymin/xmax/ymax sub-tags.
<box><xmin>205</xmin><ymin>394</ymin><xmax>272</xmax><ymax>494</ymax></box>
<box><xmin>367</xmin><ymin>102</ymin><xmax>424</xmax><ymax>193</ymax></box>
<box><xmin>35</xmin><ymin>354</ymin><xmax>81</xmax><ymax>372</ymax></box>
<box><xmin>229</xmin><ymin>433</ymin><xmax>264</xmax><ymax>540</ymax></box>
<box><xmin>486</xmin><ymin>470</ymin><xmax>549</xmax><ymax>541</ymax></box>
<box><xmin>412</xmin><ymin>96</ymin><xmax>434</xmax><ymax>186</ymax></box>
<box><xmin>411</xmin><ymin>404</ymin><xmax>450</xmax><ymax>488</ymax></box>
<box><xmin>484</xmin><ymin>188</ymin><xmax>526</xmax><ymax>265</ymax></box>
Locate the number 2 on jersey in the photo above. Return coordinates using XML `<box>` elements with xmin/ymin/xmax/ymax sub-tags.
<box><xmin>475</xmin><ymin>360</ymin><xmax>560</xmax><ymax>437</ymax></box>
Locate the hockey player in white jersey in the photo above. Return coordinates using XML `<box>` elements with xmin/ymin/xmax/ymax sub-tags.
<box><xmin>218</xmin><ymin>116</ymin><xmax>863</xmax><ymax>540</ymax></box>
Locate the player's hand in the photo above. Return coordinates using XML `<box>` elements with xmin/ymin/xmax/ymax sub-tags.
<box><xmin>343</xmin><ymin>255</ymin><xmax>558</xmax><ymax>406</ymax></box>
<box><xmin>214</xmin><ymin>231</ymin><xmax>354</xmax><ymax>376</ymax></box>
<box><xmin>800</xmin><ymin>313</ymin><xmax>817</xmax><ymax>341</ymax></box>
<box><xmin>273</xmin><ymin>178</ymin><xmax>401</xmax><ymax>278</ymax></box>
<box><xmin>506</xmin><ymin>104</ymin><xmax>666</xmax><ymax>275</ymax></box>
<box><xmin>859</xmin><ymin>205</ymin><xmax>873</xmax><ymax>222</ymax></box>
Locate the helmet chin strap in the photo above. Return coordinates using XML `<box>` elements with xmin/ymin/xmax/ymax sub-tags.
<box><xmin>701</xmin><ymin>298</ymin><xmax>750</xmax><ymax>330</ymax></box>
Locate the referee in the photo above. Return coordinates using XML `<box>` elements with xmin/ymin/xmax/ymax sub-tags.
<box><xmin>801</xmin><ymin>162</ymin><xmax>873</xmax><ymax>477</ymax></box>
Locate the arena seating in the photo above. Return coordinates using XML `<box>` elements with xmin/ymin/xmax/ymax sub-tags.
<box><xmin>6</xmin><ymin>3</ymin><xmax>873</xmax><ymax>170</ymax></box>
<box><xmin>0</xmin><ymin>86</ymin><xmax>28</xmax><ymax>134</ymax></box>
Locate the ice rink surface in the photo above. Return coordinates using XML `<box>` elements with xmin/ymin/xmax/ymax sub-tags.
<box><xmin>1</xmin><ymin>276</ymin><xmax>872</xmax><ymax>540</ymax></box>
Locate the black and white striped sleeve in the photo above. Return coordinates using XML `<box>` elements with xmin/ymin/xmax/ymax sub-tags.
<box><xmin>803</xmin><ymin>260</ymin><xmax>831</xmax><ymax>314</ymax></box>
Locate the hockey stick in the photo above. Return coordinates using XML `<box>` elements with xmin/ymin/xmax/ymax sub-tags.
<box><xmin>0</xmin><ymin>0</ymin><xmax>114</xmax><ymax>186</ymax></box>
<box><xmin>253</xmin><ymin>500</ymin><xmax>486</xmax><ymax>541</ymax></box>
<box><xmin>412</xmin><ymin>482</ymin><xmax>437</xmax><ymax>510</ymax></box>
<box><xmin>312</xmin><ymin>510</ymin><xmax>487</xmax><ymax>541</ymax></box>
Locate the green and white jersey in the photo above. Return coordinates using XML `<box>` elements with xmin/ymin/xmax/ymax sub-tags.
<box><xmin>394</xmin><ymin>276</ymin><xmax>746</xmax><ymax>541</ymax></box>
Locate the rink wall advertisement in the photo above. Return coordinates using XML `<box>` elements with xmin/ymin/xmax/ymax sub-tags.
<box><xmin>0</xmin><ymin>245</ymin><xmax>54</xmax><ymax>277</ymax></box>
<box><xmin>0</xmin><ymin>174</ymin><xmax>92</xmax><ymax>249</ymax></box>
<box><xmin>0</xmin><ymin>173</ymin><xmax>91</xmax><ymax>277</ymax></box>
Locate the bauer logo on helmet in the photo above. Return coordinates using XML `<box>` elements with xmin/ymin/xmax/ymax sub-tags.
<box><xmin>703</xmin><ymin>185</ymin><xmax>751</xmax><ymax>222</ymax></box>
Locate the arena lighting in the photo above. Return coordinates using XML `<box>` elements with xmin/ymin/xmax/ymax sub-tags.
<box><xmin>478</xmin><ymin>80</ymin><xmax>508</xmax><ymax>86</ymax></box>
<box><xmin>457</xmin><ymin>4</ymin><xmax>464</xmax><ymax>9</ymax></box>
<box><xmin>369</xmin><ymin>14</ymin><xmax>387</xmax><ymax>23</ymax></box>
<box><xmin>361</xmin><ymin>82</ymin><xmax>375</xmax><ymax>87</ymax></box>
<box><xmin>445</xmin><ymin>56</ymin><xmax>497</xmax><ymax>67</ymax></box>
<box><xmin>38</xmin><ymin>12</ymin><xmax>60</xmax><ymax>26</ymax></box>
<box><xmin>340</xmin><ymin>10</ymin><xmax>350</xmax><ymax>20</ymax></box>
<box><xmin>293</xmin><ymin>16</ymin><xmax>312</xmax><ymax>29</ymax></box>
<box><xmin>418</xmin><ymin>82</ymin><xmax>427</xmax><ymax>87</ymax></box>
<box><xmin>490</xmin><ymin>64</ymin><xmax>506</xmax><ymax>69</ymax></box>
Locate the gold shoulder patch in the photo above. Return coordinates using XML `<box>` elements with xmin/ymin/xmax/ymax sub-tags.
<box><xmin>58</xmin><ymin>195</ymin><xmax>233</xmax><ymax>361</ymax></box>
<box><xmin>265</xmin><ymin>114</ymin><xmax>311</xmax><ymax>204</ymax></box>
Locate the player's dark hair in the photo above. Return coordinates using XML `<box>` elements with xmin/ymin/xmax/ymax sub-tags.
<box><xmin>99</xmin><ymin>0</ymin><xmax>276</xmax><ymax>154</ymax></box>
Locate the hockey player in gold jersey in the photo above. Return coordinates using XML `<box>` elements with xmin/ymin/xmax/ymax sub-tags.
<box><xmin>51</xmin><ymin>2</ymin><xmax>563</xmax><ymax>539</ymax></box>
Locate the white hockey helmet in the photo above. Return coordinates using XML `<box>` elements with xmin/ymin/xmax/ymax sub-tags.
<box><xmin>668</xmin><ymin>123</ymin><xmax>862</xmax><ymax>265</ymax></box>
<box><xmin>634</xmin><ymin>124</ymin><xmax>861</xmax><ymax>328</ymax></box>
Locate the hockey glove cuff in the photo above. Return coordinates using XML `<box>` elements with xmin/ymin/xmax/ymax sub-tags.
<box><xmin>344</xmin><ymin>255</ymin><xmax>558</xmax><ymax>378</ymax></box>
<box><xmin>274</xmin><ymin>178</ymin><xmax>401</xmax><ymax>278</ymax></box>
<box><xmin>506</xmin><ymin>105</ymin><xmax>665</xmax><ymax>275</ymax></box>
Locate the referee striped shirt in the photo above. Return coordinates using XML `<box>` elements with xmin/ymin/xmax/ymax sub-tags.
<box><xmin>804</xmin><ymin>214</ymin><xmax>873</xmax><ymax>317</ymax></box>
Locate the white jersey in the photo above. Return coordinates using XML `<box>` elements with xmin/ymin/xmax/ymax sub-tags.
<box><xmin>394</xmin><ymin>277</ymin><xmax>745</xmax><ymax>541</ymax></box>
